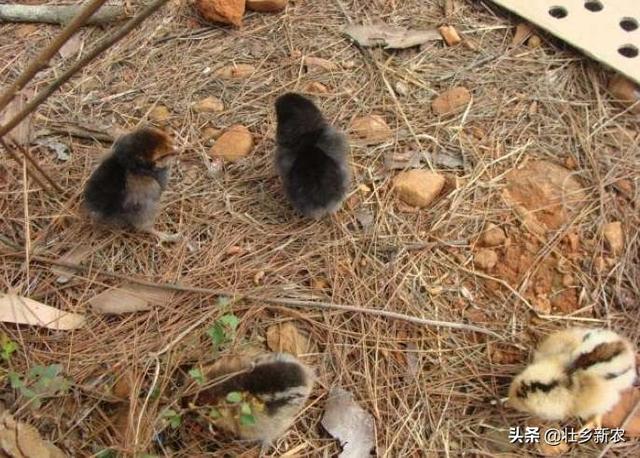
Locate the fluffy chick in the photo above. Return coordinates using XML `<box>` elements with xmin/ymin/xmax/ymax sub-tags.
<box><xmin>509</xmin><ymin>328</ymin><xmax>637</xmax><ymax>428</ymax></box>
<box><xmin>194</xmin><ymin>352</ymin><xmax>314</xmax><ymax>445</ymax></box>
<box><xmin>275</xmin><ymin>93</ymin><xmax>350</xmax><ymax>219</ymax></box>
<box><xmin>83</xmin><ymin>127</ymin><xmax>179</xmax><ymax>243</ymax></box>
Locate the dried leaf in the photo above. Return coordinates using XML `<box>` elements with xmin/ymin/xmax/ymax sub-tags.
<box><xmin>58</xmin><ymin>33</ymin><xmax>82</xmax><ymax>59</ymax></box>
<box><xmin>304</xmin><ymin>81</ymin><xmax>330</xmax><ymax>94</ymax></box>
<box><xmin>112</xmin><ymin>369</ymin><xmax>134</xmax><ymax>399</ymax></box>
<box><xmin>15</xmin><ymin>24</ymin><xmax>38</xmax><ymax>38</ymax></box>
<box><xmin>266</xmin><ymin>322</ymin><xmax>308</xmax><ymax>356</ymax></box>
<box><xmin>603</xmin><ymin>221</ymin><xmax>624</xmax><ymax>255</ymax></box>
<box><xmin>431</xmin><ymin>86</ymin><xmax>471</xmax><ymax>115</ymax></box>
<box><xmin>35</xmin><ymin>138</ymin><xmax>70</xmax><ymax>161</ymax></box>
<box><xmin>344</xmin><ymin>23</ymin><xmax>441</xmax><ymax>49</ymax></box>
<box><xmin>0</xmin><ymin>293</ymin><xmax>85</xmax><ymax>330</ymax></box>
<box><xmin>149</xmin><ymin>105</ymin><xmax>171</xmax><ymax>124</ymax></box>
<box><xmin>405</xmin><ymin>342</ymin><xmax>420</xmax><ymax>379</ymax></box>
<box><xmin>321</xmin><ymin>387</ymin><xmax>375</xmax><ymax>458</ymax></box>
<box><xmin>303</xmin><ymin>56</ymin><xmax>338</xmax><ymax>71</ymax></box>
<box><xmin>193</xmin><ymin>96</ymin><xmax>224</xmax><ymax>113</ymax></box>
<box><xmin>214</xmin><ymin>64</ymin><xmax>256</xmax><ymax>79</ymax></box>
<box><xmin>603</xmin><ymin>388</ymin><xmax>640</xmax><ymax>436</ymax></box>
<box><xmin>89</xmin><ymin>283</ymin><xmax>173</xmax><ymax>315</ymax></box>
<box><xmin>0</xmin><ymin>411</ymin><xmax>65</xmax><ymax>458</ymax></box>
<box><xmin>51</xmin><ymin>243</ymin><xmax>94</xmax><ymax>283</ymax></box>
<box><xmin>384</xmin><ymin>150</ymin><xmax>421</xmax><ymax>170</ymax></box>
<box><xmin>354</xmin><ymin>209</ymin><xmax>374</xmax><ymax>230</ymax></box>
<box><xmin>0</xmin><ymin>90</ymin><xmax>33</xmax><ymax>145</ymax></box>
<box><xmin>428</xmin><ymin>150</ymin><xmax>464</xmax><ymax>169</ymax></box>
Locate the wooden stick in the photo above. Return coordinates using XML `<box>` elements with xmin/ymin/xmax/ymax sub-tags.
<box><xmin>0</xmin><ymin>4</ymin><xmax>126</xmax><ymax>26</ymax></box>
<box><xmin>0</xmin><ymin>0</ymin><xmax>172</xmax><ymax>140</ymax></box>
<box><xmin>37</xmin><ymin>121</ymin><xmax>116</xmax><ymax>143</ymax></box>
<box><xmin>0</xmin><ymin>248</ymin><xmax>501</xmax><ymax>338</ymax></box>
<box><xmin>0</xmin><ymin>0</ymin><xmax>110</xmax><ymax>113</ymax></box>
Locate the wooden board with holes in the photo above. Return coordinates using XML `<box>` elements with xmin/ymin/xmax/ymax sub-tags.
<box><xmin>489</xmin><ymin>0</ymin><xmax>640</xmax><ymax>84</ymax></box>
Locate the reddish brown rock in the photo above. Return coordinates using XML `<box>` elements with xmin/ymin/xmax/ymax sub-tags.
<box><xmin>195</xmin><ymin>0</ymin><xmax>244</xmax><ymax>27</ymax></box>
<box><xmin>246</xmin><ymin>0</ymin><xmax>288</xmax><ymax>12</ymax></box>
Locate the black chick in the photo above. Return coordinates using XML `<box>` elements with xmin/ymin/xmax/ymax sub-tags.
<box><xmin>275</xmin><ymin>93</ymin><xmax>350</xmax><ymax>218</ymax></box>
<box><xmin>83</xmin><ymin>127</ymin><xmax>179</xmax><ymax>243</ymax></box>
<box><xmin>193</xmin><ymin>352</ymin><xmax>314</xmax><ymax>446</ymax></box>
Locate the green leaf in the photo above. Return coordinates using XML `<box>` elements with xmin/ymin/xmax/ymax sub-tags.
<box><xmin>218</xmin><ymin>314</ymin><xmax>239</xmax><ymax>332</ymax></box>
<box><xmin>149</xmin><ymin>387</ymin><xmax>161</xmax><ymax>400</ymax></box>
<box><xmin>28</xmin><ymin>365</ymin><xmax>46</xmax><ymax>379</ymax></box>
<box><xmin>209</xmin><ymin>407</ymin><xmax>221</xmax><ymax>419</ymax></box>
<box><xmin>240</xmin><ymin>413</ymin><xmax>256</xmax><ymax>426</ymax></box>
<box><xmin>225</xmin><ymin>391</ymin><xmax>242</xmax><ymax>404</ymax></box>
<box><xmin>206</xmin><ymin>323</ymin><xmax>225</xmax><ymax>347</ymax></box>
<box><xmin>240</xmin><ymin>402</ymin><xmax>252</xmax><ymax>415</ymax></box>
<box><xmin>43</xmin><ymin>364</ymin><xmax>62</xmax><ymax>379</ymax></box>
<box><xmin>1</xmin><ymin>339</ymin><xmax>17</xmax><ymax>361</ymax></box>
<box><xmin>8</xmin><ymin>372</ymin><xmax>23</xmax><ymax>389</ymax></box>
<box><xmin>188</xmin><ymin>368</ymin><xmax>205</xmax><ymax>385</ymax></box>
<box><xmin>169</xmin><ymin>416</ymin><xmax>181</xmax><ymax>429</ymax></box>
<box><xmin>162</xmin><ymin>409</ymin><xmax>182</xmax><ymax>429</ymax></box>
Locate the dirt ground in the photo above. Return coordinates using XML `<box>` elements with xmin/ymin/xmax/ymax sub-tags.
<box><xmin>0</xmin><ymin>0</ymin><xmax>639</xmax><ymax>456</ymax></box>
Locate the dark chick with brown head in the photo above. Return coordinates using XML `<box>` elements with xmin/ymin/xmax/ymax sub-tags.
<box><xmin>275</xmin><ymin>93</ymin><xmax>350</xmax><ymax>219</ymax></box>
<box><xmin>83</xmin><ymin>127</ymin><xmax>180</xmax><ymax>243</ymax></box>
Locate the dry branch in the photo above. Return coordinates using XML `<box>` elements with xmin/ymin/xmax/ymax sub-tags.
<box><xmin>0</xmin><ymin>4</ymin><xmax>126</xmax><ymax>26</ymax></box>
<box><xmin>0</xmin><ymin>248</ymin><xmax>501</xmax><ymax>338</ymax></box>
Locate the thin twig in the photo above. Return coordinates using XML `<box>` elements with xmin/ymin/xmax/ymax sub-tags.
<box><xmin>0</xmin><ymin>0</ymin><xmax>110</xmax><ymax>112</ymax></box>
<box><xmin>0</xmin><ymin>0</ymin><xmax>172</xmax><ymax>140</ymax></box>
<box><xmin>10</xmin><ymin>138</ymin><xmax>64</xmax><ymax>193</ymax></box>
<box><xmin>0</xmin><ymin>249</ymin><xmax>500</xmax><ymax>338</ymax></box>
<box><xmin>0</xmin><ymin>138</ymin><xmax>52</xmax><ymax>194</ymax></box>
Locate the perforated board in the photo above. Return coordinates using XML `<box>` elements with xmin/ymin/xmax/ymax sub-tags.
<box><xmin>489</xmin><ymin>0</ymin><xmax>640</xmax><ymax>84</ymax></box>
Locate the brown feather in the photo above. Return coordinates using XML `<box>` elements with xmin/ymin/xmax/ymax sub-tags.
<box><xmin>568</xmin><ymin>341</ymin><xmax>626</xmax><ymax>373</ymax></box>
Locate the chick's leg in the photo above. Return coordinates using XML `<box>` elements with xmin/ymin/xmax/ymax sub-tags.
<box><xmin>579</xmin><ymin>414</ymin><xmax>603</xmax><ymax>433</ymax></box>
<box><xmin>145</xmin><ymin>227</ymin><xmax>182</xmax><ymax>245</ymax></box>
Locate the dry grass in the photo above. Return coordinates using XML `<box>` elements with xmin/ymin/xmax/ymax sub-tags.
<box><xmin>1</xmin><ymin>0</ymin><xmax>639</xmax><ymax>456</ymax></box>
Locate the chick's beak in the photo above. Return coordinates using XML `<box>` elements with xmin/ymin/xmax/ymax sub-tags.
<box><xmin>155</xmin><ymin>149</ymin><xmax>178</xmax><ymax>166</ymax></box>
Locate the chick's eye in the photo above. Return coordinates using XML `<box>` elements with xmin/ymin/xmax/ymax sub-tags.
<box><xmin>516</xmin><ymin>384</ymin><xmax>528</xmax><ymax>398</ymax></box>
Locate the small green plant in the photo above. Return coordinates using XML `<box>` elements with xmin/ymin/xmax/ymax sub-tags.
<box><xmin>0</xmin><ymin>334</ymin><xmax>17</xmax><ymax>362</ymax></box>
<box><xmin>188</xmin><ymin>367</ymin><xmax>205</xmax><ymax>385</ymax></box>
<box><xmin>8</xmin><ymin>364</ymin><xmax>71</xmax><ymax>409</ymax></box>
<box><xmin>95</xmin><ymin>449</ymin><xmax>117</xmax><ymax>458</ymax></box>
<box><xmin>224</xmin><ymin>391</ymin><xmax>256</xmax><ymax>426</ymax></box>
<box><xmin>206</xmin><ymin>313</ymin><xmax>240</xmax><ymax>351</ymax></box>
<box><xmin>162</xmin><ymin>408</ymin><xmax>182</xmax><ymax>429</ymax></box>
<box><xmin>239</xmin><ymin>401</ymin><xmax>256</xmax><ymax>426</ymax></box>
<box><xmin>225</xmin><ymin>391</ymin><xmax>242</xmax><ymax>403</ymax></box>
